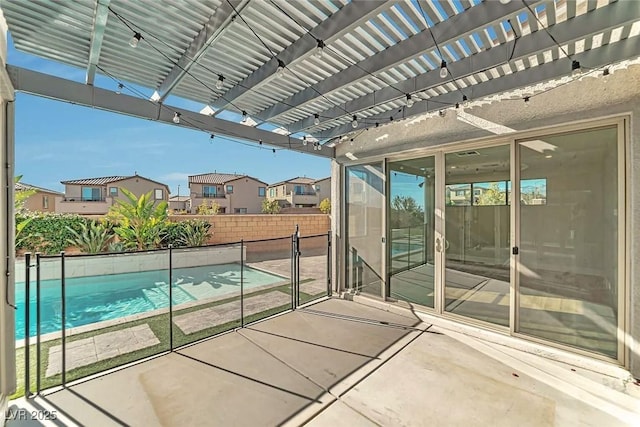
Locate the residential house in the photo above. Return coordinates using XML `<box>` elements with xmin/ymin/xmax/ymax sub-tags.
<box><xmin>169</xmin><ymin>195</ymin><xmax>191</xmax><ymax>213</ymax></box>
<box><xmin>15</xmin><ymin>181</ymin><xmax>63</xmax><ymax>213</ymax></box>
<box><xmin>267</xmin><ymin>177</ymin><xmax>331</xmax><ymax>208</ymax></box>
<box><xmin>57</xmin><ymin>174</ymin><xmax>170</xmax><ymax>215</ymax></box>
<box><xmin>189</xmin><ymin>173</ymin><xmax>267</xmax><ymax>214</ymax></box>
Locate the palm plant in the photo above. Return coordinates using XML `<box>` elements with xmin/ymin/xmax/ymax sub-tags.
<box><xmin>108</xmin><ymin>188</ymin><xmax>168</xmax><ymax>250</ymax></box>
<box><xmin>15</xmin><ymin>176</ymin><xmax>36</xmax><ymax>249</ymax></box>
<box><xmin>177</xmin><ymin>220</ymin><xmax>212</xmax><ymax>247</ymax></box>
<box><xmin>66</xmin><ymin>221</ymin><xmax>113</xmax><ymax>254</ymax></box>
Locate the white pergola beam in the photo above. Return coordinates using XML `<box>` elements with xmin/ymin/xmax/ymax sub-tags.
<box><xmin>155</xmin><ymin>0</ymin><xmax>250</xmax><ymax>103</ymax></box>
<box><xmin>8</xmin><ymin>66</ymin><xmax>332</xmax><ymax>158</ymax></box>
<box><xmin>293</xmin><ymin>0</ymin><xmax>638</xmax><ymax>134</ymax></box>
<box><xmin>85</xmin><ymin>0</ymin><xmax>111</xmax><ymax>86</ymax></box>
<box><xmin>322</xmin><ymin>36</ymin><xmax>638</xmax><ymax>139</ymax></box>
<box><xmin>256</xmin><ymin>0</ymin><xmax>541</xmax><ymax>122</ymax></box>
<box><xmin>209</xmin><ymin>0</ymin><xmax>390</xmax><ymax>113</ymax></box>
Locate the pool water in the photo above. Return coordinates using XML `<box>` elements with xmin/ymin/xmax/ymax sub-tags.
<box><xmin>15</xmin><ymin>263</ymin><xmax>287</xmax><ymax>340</ymax></box>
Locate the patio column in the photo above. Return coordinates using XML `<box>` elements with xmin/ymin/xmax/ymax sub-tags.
<box><xmin>0</xmin><ymin>10</ymin><xmax>16</xmax><ymax>419</ymax></box>
<box><xmin>330</xmin><ymin>159</ymin><xmax>341</xmax><ymax>294</ymax></box>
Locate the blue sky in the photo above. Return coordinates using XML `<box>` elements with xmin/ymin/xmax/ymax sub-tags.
<box><xmin>8</xmin><ymin>37</ymin><xmax>330</xmax><ymax>195</ymax></box>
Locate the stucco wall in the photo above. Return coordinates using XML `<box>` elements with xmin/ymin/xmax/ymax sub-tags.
<box><xmin>112</xmin><ymin>176</ymin><xmax>168</xmax><ymax>204</ymax></box>
<box><xmin>225</xmin><ymin>177</ymin><xmax>267</xmax><ymax>214</ymax></box>
<box><xmin>333</xmin><ymin>64</ymin><xmax>640</xmax><ymax>376</ymax></box>
<box><xmin>22</xmin><ymin>190</ymin><xmax>57</xmax><ymax>213</ymax></box>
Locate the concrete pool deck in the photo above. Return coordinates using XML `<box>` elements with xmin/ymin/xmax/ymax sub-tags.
<box><xmin>8</xmin><ymin>298</ymin><xmax>640</xmax><ymax>426</ymax></box>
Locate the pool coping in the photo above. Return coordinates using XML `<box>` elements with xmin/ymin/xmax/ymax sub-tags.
<box><xmin>15</xmin><ymin>279</ymin><xmax>292</xmax><ymax>349</ymax></box>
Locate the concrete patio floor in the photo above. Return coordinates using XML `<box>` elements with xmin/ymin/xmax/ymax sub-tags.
<box><xmin>7</xmin><ymin>298</ymin><xmax>640</xmax><ymax>426</ymax></box>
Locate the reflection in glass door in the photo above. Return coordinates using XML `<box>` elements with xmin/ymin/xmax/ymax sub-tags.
<box><xmin>388</xmin><ymin>157</ymin><xmax>435</xmax><ymax>307</ymax></box>
<box><xmin>517</xmin><ymin>126</ymin><xmax>621</xmax><ymax>358</ymax></box>
<box><xmin>345</xmin><ymin>163</ymin><xmax>385</xmax><ymax>297</ymax></box>
<box><xmin>444</xmin><ymin>146</ymin><xmax>511</xmax><ymax>326</ymax></box>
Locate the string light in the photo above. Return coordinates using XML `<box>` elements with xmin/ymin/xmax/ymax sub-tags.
<box><xmin>216</xmin><ymin>75</ymin><xmax>224</xmax><ymax>90</ymax></box>
<box><xmin>462</xmin><ymin>94</ymin><xmax>469</xmax><ymax>108</ymax></box>
<box><xmin>351</xmin><ymin>115</ymin><xmax>358</xmax><ymax>128</ymax></box>
<box><xmin>406</xmin><ymin>94</ymin><xmax>414</xmax><ymax>108</ymax></box>
<box><xmin>129</xmin><ymin>32</ymin><xmax>142</xmax><ymax>48</ymax></box>
<box><xmin>276</xmin><ymin>60</ymin><xmax>286</xmax><ymax>78</ymax></box>
<box><xmin>173</xmin><ymin>112</ymin><xmax>181</xmax><ymax>124</ymax></box>
<box><xmin>315</xmin><ymin>39</ymin><xmax>324</xmax><ymax>58</ymax></box>
<box><xmin>302</xmin><ymin>136</ymin><xmax>308</xmax><ymax>146</ymax></box>
<box><xmin>571</xmin><ymin>60</ymin><xmax>582</xmax><ymax>77</ymax></box>
<box><xmin>439</xmin><ymin>60</ymin><xmax>448</xmax><ymax>79</ymax></box>
<box><xmin>313</xmin><ymin>113</ymin><xmax>320</xmax><ymax>126</ymax></box>
<box><xmin>439</xmin><ymin>110</ymin><xmax>446</xmax><ymax>118</ymax></box>
<box><xmin>116</xmin><ymin>83</ymin><xmax>124</xmax><ymax>95</ymax></box>
<box><xmin>241</xmin><ymin>110</ymin><xmax>248</xmax><ymax>123</ymax></box>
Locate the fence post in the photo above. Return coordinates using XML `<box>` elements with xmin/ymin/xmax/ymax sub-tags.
<box><xmin>290</xmin><ymin>234</ymin><xmax>295</xmax><ymax>310</ymax></box>
<box><xmin>60</xmin><ymin>251</ymin><xmax>66</xmax><ymax>387</ymax></box>
<box><xmin>169</xmin><ymin>245</ymin><xmax>173</xmax><ymax>351</ymax></box>
<box><xmin>36</xmin><ymin>253</ymin><xmax>41</xmax><ymax>395</ymax></box>
<box><xmin>295</xmin><ymin>224</ymin><xmax>300</xmax><ymax>307</ymax></box>
<box><xmin>240</xmin><ymin>240</ymin><xmax>244</xmax><ymax>327</ymax></box>
<box><xmin>327</xmin><ymin>232</ymin><xmax>332</xmax><ymax>297</ymax></box>
<box><xmin>24</xmin><ymin>253</ymin><xmax>31</xmax><ymax>398</ymax></box>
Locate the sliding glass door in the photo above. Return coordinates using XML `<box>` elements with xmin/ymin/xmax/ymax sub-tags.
<box><xmin>345</xmin><ymin>163</ymin><xmax>385</xmax><ymax>297</ymax></box>
<box><xmin>516</xmin><ymin>126</ymin><xmax>622</xmax><ymax>359</ymax></box>
<box><xmin>388</xmin><ymin>156</ymin><xmax>436</xmax><ymax>307</ymax></box>
<box><xmin>443</xmin><ymin>146</ymin><xmax>511</xmax><ymax>326</ymax></box>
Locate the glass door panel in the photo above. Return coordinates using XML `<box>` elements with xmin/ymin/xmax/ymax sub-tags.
<box><xmin>388</xmin><ymin>156</ymin><xmax>436</xmax><ymax>307</ymax></box>
<box><xmin>346</xmin><ymin>163</ymin><xmax>385</xmax><ymax>297</ymax></box>
<box><xmin>444</xmin><ymin>146</ymin><xmax>511</xmax><ymax>326</ymax></box>
<box><xmin>517</xmin><ymin>126</ymin><xmax>620</xmax><ymax>358</ymax></box>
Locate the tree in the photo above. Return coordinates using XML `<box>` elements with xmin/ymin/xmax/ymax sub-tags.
<box><xmin>476</xmin><ymin>182</ymin><xmax>506</xmax><ymax>205</ymax></box>
<box><xmin>262</xmin><ymin>199</ymin><xmax>281</xmax><ymax>214</ymax></box>
<box><xmin>196</xmin><ymin>200</ymin><xmax>220</xmax><ymax>215</ymax></box>
<box><xmin>108</xmin><ymin>188</ymin><xmax>168</xmax><ymax>250</ymax></box>
<box><xmin>390</xmin><ymin>195</ymin><xmax>423</xmax><ymax>228</ymax></box>
<box><xmin>319</xmin><ymin>198</ymin><xmax>331</xmax><ymax>214</ymax></box>
<box><xmin>14</xmin><ymin>176</ymin><xmax>36</xmax><ymax>249</ymax></box>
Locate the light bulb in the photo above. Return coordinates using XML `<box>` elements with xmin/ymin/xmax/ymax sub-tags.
<box><xmin>571</xmin><ymin>60</ymin><xmax>582</xmax><ymax>77</ymax></box>
<box><xmin>602</xmin><ymin>68</ymin><xmax>610</xmax><ymax>82</ymax></box>
<box><xmin>216</xmin><ymin>75</ymin><xmax>224</xmax><ymax>90</ymax></box>
<box><xmin>173</xmin><ymin>112</ymin><xmax>180</xmax><ymax>124</ymax></box>
<box><xmin>241</xmin><ymin>111</ymin><xmax>248</xmax><ymax>123</ymax></box>
<box><xmin>116</xmin><ymin>83</ymin><xmax>124</xmax><ymax>95</ymax></box>
<box><xmin>276</xmin><ymin>60</ymin><xmax>285</xmax><ymax>78</ymax></box>
<box><xmin>315</xmin><ymin>40</ymin><xmax>324</xmax><ymax>58</ymax></box>
<box><xmin>129</xmin><ymin>33</ymin><xmax>141</xmax><ymax>48</ymax></box>
<box><xmin>406</xmin><ymin>94</ymin><xmax>414</xmax><ymax>108</ymax></box>
<box><xmin>302</xmin><ymin>136</ymin><xmax>308</xmax><ymax>146</ymax></box>
<box><xmin>462</xmin><ymin>95</ymin><xmax>469</xmax><ymax>108</ymax></box>
<box><xmin>439</xmin><ymin>60</ymin><xmax>448</xmax><ymax>79</ymax></box>
<box><xmin>313</xmin><ymin>114</ymin><xmax>320</xmax><ymax>126</ymax></box>
<box><xmin>351</xmin><ymin>115</ymin><xmax>358</xmax><ymax>129</ymax></box>
<box><xmin>316</xmin><ymin>143</ymin><xmax>322</xmax><ymax>150</ymax></box>
<box><xmin>439</xmin><ymin>110</ymin><xmax>446</xmax><ymax>118</ymax></box>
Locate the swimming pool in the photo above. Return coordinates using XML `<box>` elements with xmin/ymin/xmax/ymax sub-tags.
<box><xmin>14</xmin><ymin>263</ymin><xmax>287</xmax><ymax>340</ymax></box>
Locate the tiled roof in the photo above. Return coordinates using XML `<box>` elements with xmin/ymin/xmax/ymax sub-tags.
<box><xmin>15</xmin><ymin>182</ymin><xmax>63</xmax><ymax>195</ymax></box>
<box><xmin>60</xmin><ymin>176</ymin><xmax>128</xmax><ymax>186</ymax></box>
<box><xmin>313</xmin><ymin>177</ymin><xmax>331</xmax><ymax>184</ymax></box>
<box><xmin>169</xmin><ymin>196</ymin><xmax>190</xmax><ymax>202</ymax></box>
<box><xmin>60</xmin><ymin>175</ymin><xmax>170</xmax><ymax>190</ymax></box>
<box><xmin>189</xmin><ymin>173</ymin><xmax>266</xmax><ymax>185</ymax></box>
<box><xmin>269</xmin><ymin>176</ymin><xmax>316</xmax><ymax>187</ymax></box>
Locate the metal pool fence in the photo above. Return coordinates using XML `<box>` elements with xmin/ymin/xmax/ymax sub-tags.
<box><xmin>20</xmin><ymin>227</ymin><xmax>330</xmax><ymax>397</ymax></box>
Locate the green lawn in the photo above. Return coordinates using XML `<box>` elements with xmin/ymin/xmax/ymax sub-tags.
<box><xmin>12</xmin><ymin>284</ymin><xmax>325</xmax><ymax>399</ymax></box>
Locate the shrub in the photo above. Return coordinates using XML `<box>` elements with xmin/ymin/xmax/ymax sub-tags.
<box><xmin>261</xmin><ymin>199</ymin><xmax>280</xmax><ymax>214</ymax></box>
<box><xmin>16</xmin><ymin>212</ymin><xmax>87</xmax><ymax>255</ymax></box>
<box><xmin>162</xmin><ymin>220</ymin><xmax>212</xmax><ymax>248</ymax></box>
<box><xmin>196</xmin><ymin>200</ymin><xmax>220</xmax><ymax>215</ymax></box>
<box><xmin>66</xmin><ymin>221</ymin><xmax>114</xmax><ymax>254</ymax></box>
<box><xmin>319</xmin><ymin>198</ymin><xmax>331</xmax><ymax>214</ymax></box>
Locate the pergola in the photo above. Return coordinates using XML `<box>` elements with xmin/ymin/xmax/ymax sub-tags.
<box><xmin>1</xmin><ymin>0</ymin><xmax>638</xmax><ymax>155</ymax></box>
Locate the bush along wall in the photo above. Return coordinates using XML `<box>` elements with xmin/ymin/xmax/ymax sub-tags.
<box><xmin>16</xmin><ymin>212</ymin><xmax>88</xmax><ymax>255</ymax></box>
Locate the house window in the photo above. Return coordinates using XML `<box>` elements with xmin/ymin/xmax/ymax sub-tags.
<box><xmin>294</xmin><ymin>185</ymin><xmax>304</xmax><ymax>195</ymax></box>
<box><xmin>258</xmin><ymin>187</ymin><xmax>266</xmax><ymax>197</ymax></box>
<box><xmin>314</xmin><ymin>185</ymin><xmax>320</xmax><ymax>192</ymax></box>
<box><xmin>234</xmin><ymin>208</ymin><xmax>247</xmax><ymax>214</ymax></box>
<box><xmin>81</xmin><ymin>187</ymin><xmax>102</xmax><ymax>201</ymax></box>
<box><xmin>109</xmin><ymin>187</ymin><xmax>118</xmax><ymax>197</ymax></box>
<box><xmin>203</xmin><ymin>186</ymin><xmax>216</xmax><ymax>198</ymax></box>
<box><xmin>269</xmin><ymin>188</ymin><xmax>275</xmax><ymax>197</ymax></box>
<box><xmin>154</xmin><ymin>189</ymin><xmax>164</xmax><ymax>200</ymax></box>
<box><xmin>226</xmin><ymin>185</ymin><xmax>234</xmax><ymax>194</ymax></box>
<box><xmin>42</xmin><ymin>195</ymin><xmax>49</xmax><ymax>209</ymax></box>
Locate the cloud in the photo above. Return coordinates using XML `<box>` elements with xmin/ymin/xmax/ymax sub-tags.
<box><xmin>160</xmin><ymin>172</ymin><xmax>190</xmax><ymax>182</ymax></box>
